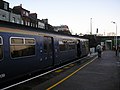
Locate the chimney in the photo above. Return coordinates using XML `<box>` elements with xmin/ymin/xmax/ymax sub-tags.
<box><xmin>20</xmin><ymin>4</ymin><xmax>22</xmax><ymax>7</ymax></box>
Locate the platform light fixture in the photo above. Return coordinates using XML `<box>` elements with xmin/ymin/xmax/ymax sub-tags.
<box><xmin>111</xmin><ymin>21</ymin><xmax>117</xmax><ymax>56</ymax></box>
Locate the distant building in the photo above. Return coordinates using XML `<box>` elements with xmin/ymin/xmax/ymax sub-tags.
<box><xmin>9</xmin><ymin>8</ymin><xmax>22</xmax><ymax>24</ymax></box>
<box><xmin>107</xmin><ymin>32</ymin><xmax>116</xmax><ymax>36</ymax></box>
<box><xmin>42</xmin><ymin>19</ymin><xmax>48</xmax><ymax>24</ymax></box>
<box><xmin>54</xmin><ymin>25</ymin><xmax>69</xmax><ymax>31</ymax></box>
<box><xmin>0</xmin><ymin>0</ymin><xmax>9</xmax><ymax>21</ymax></box>
<box><xmin>54</xmin><ymin>25</ymin><xmax>71</xmax><ymax>34</ymax></box>
<box><xmin>13</xmin><ymin>4</ymin><xmax>31</xmax><ymax>26</ymax></box>
<box><xmin>45</xmin><ymin>24</ymin><xmax>54</xmax><ymax>31</ymax></box>
<box><xmin>0</xmin><ymin>9</ymin><xmax>9</xmax><ymax>21</ymax></box>
<box><xmin>29</xmin><ymin>13</ymin><xmax>37</xmax><ymax>27</ymax></box>
<box><xmin>0</xmin><ymin>0</ymin><xmax>66</xmax><ymax>33</ymax></box>
<box><xmin>41</xmin><ymin>19</ymin><xmax>53</xmax><ymax>30</ymax></box>
<box><xmin>37</xmin><ymin>19</ymin><xmax>45</xmax><ymax>29</ymax></box>
<box><xmin>0</xmin><ymin>0</ymin><xmax>9</xmax><ymax>10</ymax></box>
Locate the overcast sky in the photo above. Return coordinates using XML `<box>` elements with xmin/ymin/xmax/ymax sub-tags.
<box><xmin>6</xmin><ymin>0</ymin><xmax>120</xmax><ymax>35</ymax></box>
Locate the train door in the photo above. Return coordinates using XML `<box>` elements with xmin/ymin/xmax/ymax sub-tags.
<box><xmin>43</xmin><ymin>36</ymin><xmax>54</xmax><ymax>68</ymax></box>
<box><xmin>77</xmin><ymin>40</ymin><xmax>81</xmax><ymax>57</ymax></box>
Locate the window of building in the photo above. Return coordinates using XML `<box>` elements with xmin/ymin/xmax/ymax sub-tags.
<box><xmin>21</xmin><ymin>20</ymin><xmax>24</xmax><ymax>25</ymax></box>
<box><xmin>17</xmin><ymin>18</ymin><xmax>20</xmax><ymax>24</ymax></box>
<box><xmin>25</xmin><ymin>21</ymin><xmax>27</xmax><ymax>25</ymax></box>
<box><xmin>28</xmin><ymin>22</ymin><xmax>30</xmax><ymax>26</ymax></box>
<box><xmin>31</xmin><ymin>23</ymin><xmax>33</xmax><ymax>27</ymax></box>
<box><xmin>0</xmin><ymin>36</ymin><xmax>3</xmax><ymax>60</ymax></box>
<box><xmin>23</xmin><ymin>11</ymin><xmax>26</xmax><ymax>15</ymax></box>
<box><xmin>12</xmin><ymin>17</ymin><xmax>15</xmax><ymax>23</ymax></box>
<box><xmin>4</xmin><ymin>2</ymin><xmax>8</xmax><ymax>10</ymax></box>
<box><xmin>26</xmin><ymin>12</ymin><xmax>29</xmax><ymax>16</ymax></box>
<box><xmin>38</xmin><ymin>22</ymin><xmax>45</xmax><ymax>29</ymax></box>
<box><xmin>2</xmin><ymin>15</ymin><xmax>6</xmax><ymax>19</ymax></box>
<box><xmin>10</xmin><ymin>37</ymin><xmax>35</xmax><ymax>58</ymax></box>
<box><xmin>33</xmin><ymin>23</ymin><xmax>35</xmax><ymax>27</ymax></box>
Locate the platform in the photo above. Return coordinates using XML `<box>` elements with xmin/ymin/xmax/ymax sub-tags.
<box><xmin>40</xmin><ymin>51</ymin><xmax>119</xmax><ymax>90</ymax></box>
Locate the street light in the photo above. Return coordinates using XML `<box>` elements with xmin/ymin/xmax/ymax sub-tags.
<box><xmin>111</xmin><ymin>21</ymin><xmax>117</xmax><ymax>56</ymax></box>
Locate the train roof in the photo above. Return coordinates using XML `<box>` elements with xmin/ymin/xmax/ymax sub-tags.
<box><xmin>0</xmin><ymin>20</ymin><xmax>88</xmax><ymax>41</ymax></box>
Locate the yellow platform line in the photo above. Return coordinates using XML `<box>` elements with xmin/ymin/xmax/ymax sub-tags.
<box><xmin>46</xmin><ymin>56</ymin><xmax>97</xmax><ymax>90</ymax></box>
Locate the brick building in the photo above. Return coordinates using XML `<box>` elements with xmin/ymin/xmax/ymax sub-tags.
<box><xmin>13</xmin><ymin>4</ymin><xmax>31</xmax><ymax>26</ymax></box>
<box><xmin>54</xmin><ymin>25</ymin><xmax>71</xmax><ymax>34</ymax></box>
<box><xmin>9</xmin><ymin>8</ymin><xmax>21</xmax><ymax>24</ymax></box>
<box><xmin>0</xmin><ymin>0</ymin><xmax>9</xmax><ymax>21</ymax></box>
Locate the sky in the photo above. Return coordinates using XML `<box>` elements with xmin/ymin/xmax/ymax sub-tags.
<box><xmin>6</xmin><ymin>0</ymin><xmax>120</xmax><ymax>35</ymax></box>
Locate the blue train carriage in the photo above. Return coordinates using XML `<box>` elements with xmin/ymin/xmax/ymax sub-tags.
<box><xmin>0</xmin><ymin>20</ymin><xmax>89</xmax><ymax>86</ymax></box>
<box><xmin>80</xmin><ymin>38</ymin><xmax>89</xmax><ymax>57</ymax></box>
<box><xmin>0</xmin><ymin>25</ymin><xmax>42</xmax><ymax>85</ymax></box>
<box><xmin>56</xmin><ymin>36</ymin><xmax>78</xmax><ymax>64</ymax></box>
<box><xmin>75</xmin><ymin>38</ymin><xmax>89</xmax><ymax>58</ymax></box>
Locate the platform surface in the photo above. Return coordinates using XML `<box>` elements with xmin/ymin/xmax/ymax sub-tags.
<box><xmin>41</xmin><ymin>51</ymin><xmax>120</xmax><ymax>90</ymax></box>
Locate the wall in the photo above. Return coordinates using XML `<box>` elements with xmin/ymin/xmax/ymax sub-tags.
<box><xmin>0</xmin><ymin>9</ymin><xmax>9</xmax><ymax>21</ymax></box>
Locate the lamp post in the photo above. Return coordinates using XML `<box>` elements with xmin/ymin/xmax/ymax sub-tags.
<box><xmin>111</xmin><ymin>21</ymin><xmax>117</xmax><ymax>56</ymax></box>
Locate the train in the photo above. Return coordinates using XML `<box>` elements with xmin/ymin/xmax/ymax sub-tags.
<box><xmin>0</xmin><ymin>20</ymin><xmax>89</xmax><ymax>86</ymax></box>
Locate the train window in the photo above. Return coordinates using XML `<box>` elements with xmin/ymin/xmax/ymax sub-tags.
<box><xmin>68</xmin><ymin>40</ymin><xmax>75</xmax><ymax>50</ymax></box>
<box><xmin>43</xmin><ymin>37</ymin><xmax>53</xmax><ymax>53</ymax></box>
<box><xmin>0</xmin><ymin>38</ymin><xmax>2</xmax><ymax>44</ymax></box>
<box><xmin>25</xmin><ymin>38</ymin><xmax>35</xmax><ymax>45</ymax></box>
<box><xmin>48</xmin><ymin>37</ymin><xmax>52</xmax><ymax>53</ymax></box>
<box><xmin>67</xmin><ymin>40</ymin><xmax>75</xmax><ymax>50</ymax></box>
<box><xmin>85</xmin><ymin>41</ymin><xmax>89</xmax><ymax>49</ymax></box>
<box><xmin>11</xmin><ymin>38</ymin><xmax>24</xmax><ymax>45</ymax></box>
<box><xmin>0</xmin><ymin>37</ymin><xmax>3</xmax><ymax>60</ymax></box>
<box><xmin>10</xmin><ymin>37</ymin><xmax>35</xmax><ymax>58</ymax></box>
<box><xmin>43</xmin><ymin>38</ymin><xmax>47</xmax><ymax>53</ymax></box>
<box><xmin>59</xmin><ymin>40</ymin><xmax>66</xmax><ymax>51</ymax></box>
<box><xmin>68</xmin><ymin>44</ymin><xmax>75</xmax><ymax>50</ymax></box>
